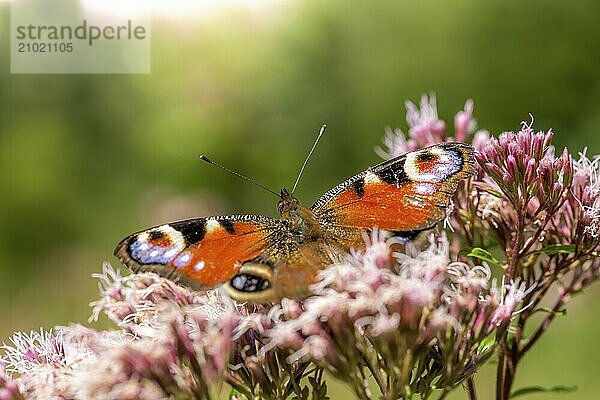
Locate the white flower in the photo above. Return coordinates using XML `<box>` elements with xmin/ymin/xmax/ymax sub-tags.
<box><xmin>405</xmin><ymin>94</ymin><xmax>441</xmax><ymax>131</ymax></box>
<box><xmin>1</xmin><ymin>329</ymin><xmax>66</xmax><ymax>376</ymax></box>
<box><xmin>574</xmin><ymin>148</ymin><xmax>600</xmax><ymax>195</ymax></box>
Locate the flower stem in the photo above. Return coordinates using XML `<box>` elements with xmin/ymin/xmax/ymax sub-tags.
<box><xmin>495</xmin><ymin>346</ymin><xmax>505</xmax><ymax>400</ymax></box>
<box><xmin>467</xmin><ymin>377</ymin><xmax>478</xmax><ymax>400</ymax></box>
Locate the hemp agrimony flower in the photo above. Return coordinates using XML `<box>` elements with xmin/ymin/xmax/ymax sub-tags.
<box><xmin>2</xmin><ymin>95</ymin><xmax>598</xmax><ymax>400</ymax></box>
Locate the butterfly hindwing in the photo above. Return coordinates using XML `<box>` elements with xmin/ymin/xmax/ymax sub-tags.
<box><xmin>222</xmin><ymin>239</ymin><xmax>339</xmax><ymax>301</ymax></box>
<box><xmin>114</xmin><ymin>215</ymin><xmax>280</xmax><ymax>290</ymax></box>
<box><xmin>312</xmin><ymin>143</ymin><xmax>475</xmax><ymax>236</ymax></box>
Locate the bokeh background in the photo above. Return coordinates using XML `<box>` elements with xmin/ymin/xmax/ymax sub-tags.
<box><xmin>1</xmin><ymin>0</ymin><xmax>599</xmax><ymax>398</ymax></box>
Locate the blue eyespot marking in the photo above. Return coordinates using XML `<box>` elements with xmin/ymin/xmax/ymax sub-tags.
<box><xmin>128</xmin><ymin>225</ymin><xmax>186</xmax><ymax>265</ymax></box>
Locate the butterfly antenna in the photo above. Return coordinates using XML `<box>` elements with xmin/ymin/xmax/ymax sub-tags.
<box><xmin>291</xmin><ymin>124</ymin><xmax>327</xmax><ymax>195</ymax></box>
<box><xmin>199</xmin><ymin>155</ymin><xmax>279</xmax><ymax>197</ymax></box>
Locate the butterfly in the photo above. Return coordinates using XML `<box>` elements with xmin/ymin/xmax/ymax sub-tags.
<box><xmin>115</xmin><ymin>141</ymin><xmax>475</xmax><ymax>302</ymax></box>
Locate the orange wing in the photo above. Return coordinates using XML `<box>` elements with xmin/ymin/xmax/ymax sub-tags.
<box><xmin>114</xmin><ymin>216</ymin><xmax>280</xmax><ymax>290</ymax></box>
<box><xmin>312</xmin><ymin>143</ymin><xmax>475</xmax><ymax>235</ymax></box>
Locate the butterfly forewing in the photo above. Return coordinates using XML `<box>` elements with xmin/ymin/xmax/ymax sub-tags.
<box><xmin>114</xmin><ymin>215</ymin><xmax>280</xmax><ymax>290</ymax></box>
<box><xmin>312</xmin><ymin>143</ymin><xmax>475</xmax><ymax>235</ymax></box>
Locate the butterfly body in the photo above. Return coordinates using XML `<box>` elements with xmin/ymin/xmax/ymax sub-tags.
<box><xmin>115</xmin><ymin>143</ymin><xmax>475</xmax><ymax>302</ymax></box>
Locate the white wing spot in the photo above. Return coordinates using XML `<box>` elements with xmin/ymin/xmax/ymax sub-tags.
<box><xmin>149</xmin><ymin>249</ymin><xmax>160</xmax><ymax>258</ymax></box>
<box><xmin>157</xmin><ymin>225</ymin><xmax>186</xmax><ymax>248</ymax></box>
<box><xmin>194</xmin><ymin>260</ymin><xmax>205</xmax><ymax>271</ymax></box>
<box><xmin>205</xmin><ymin>219</ymin><xmax>221</xmax><ymax>234</ymax></box>
<box><xmin>364</xmin><ymin>171</ymin><xmax>381</xmax><ymax>184</ymax></box>
<box><xmin>174</xmin><ymin>252</ymin><xmax>191</xmax><ymax>268</ymax></box>
<box><xmin>163</xmin><ymin>247</ymin><xmax>179</xmax><ymax>259</ymax></box>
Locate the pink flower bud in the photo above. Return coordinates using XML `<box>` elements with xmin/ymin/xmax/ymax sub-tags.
<box><xmin>472</xmin><ymin>130</ymin><xmax>490</xmax><ymax>152</ymax></box>
<box><xmin>454</xmin><ymin>99</ymin><xmax>474</xmax><ymax>142</ymax></box>
<box><xmin>525</xmin><ymin>157</ymin><xmax>537</xmax><ymax>183</ymax></box>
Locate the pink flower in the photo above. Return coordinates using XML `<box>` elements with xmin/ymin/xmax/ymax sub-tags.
<box><xmin>572</xmin><ymin>149</ymin><xmax>600</xmax><ymax>240</ymax></box>
<box><xmin>405</xmin><ymin>94</ymin><xmax>447</xmax><ymax>144</ymax></box>
<box><xmin>476</xmin><ymin>118</ymin><xmax>572</xmax><ymax>215</ymax></box>
<box><xmin>489</xmin><ymin>280</ymin><xmax>534</xmax><ymax>328</ymax></box>
<box><xmin>377</xmin><ymin>93</ymin><xmax>482</xmax><ymax>158</ymax></box>
<box><xmin>454</xmin><ymin>99</ymin><xmax>475</xmax><ymax>142</ymax></box>
<box><xmin>0</xmin><ymin>364</ymin><xmax>22</xmax><ymax>400</ymax></box>
<box><xmin>1</xmin><ymin>329</ymin><xmax>66</xmax><ymax>376</ymax></box>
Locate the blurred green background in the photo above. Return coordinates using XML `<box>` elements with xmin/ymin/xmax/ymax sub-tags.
<box><xmin>1</xmin><ymin>0</ymin><xmax>599</xmax><ymax>398</ymax></box>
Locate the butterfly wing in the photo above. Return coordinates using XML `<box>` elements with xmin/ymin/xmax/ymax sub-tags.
<box><xmin>114</xmin><ymin>215</ymin><xmax>282</xmax><ymax>291</ymax></box>
<box><xmin>312</xmin><ymin>143</ymin><xmax>475</xmax><ymax>240</ymax></box>
<box><xmin>221</xmin><ymin>238</ymin><xmax>342</xmax><ymax>301</ymax></box>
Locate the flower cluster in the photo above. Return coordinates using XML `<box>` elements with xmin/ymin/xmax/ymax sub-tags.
<box><xmin>379</xmin><ymin>95</ymin><xmax>599</xmax><ymax>399</ymax></box>
<box><xmin>2</xmin><ymin>236</ymin><xmax>518</xmax><ymax>400</ymax></box>
<box><xmin>88</xmin><ymin>263</ymin><xmax>236</xmax><ymax>337</ymax></box>
<box><xmin>2</xmin><ymin>95</ymin><xmax>599</xmax><ymax>400</ymax></box>
<box><xmin>377</xmin><ymin>94</ymin><xmax>487</xmax><ymax>159</ymax></box>
<box><xmin>2</xmin><ymin>266</ymin><xmax>242</xmax><ymax>399</ymax></box>
<box><xmin>1</xmin><ymin>313</ymin><xmax>237</xmax><ymax>399</ymax></box>
<box><xmin>258</xmin><ymin>232</ymin><xmax>516</xmax><ymax>399</ymax></box>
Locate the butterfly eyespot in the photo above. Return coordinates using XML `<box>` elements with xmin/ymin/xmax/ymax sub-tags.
<box><xmin>128</xmin><ymin>225</ymin><xmax>186</xmax><ymax>265</ymax></box>
<box><xmin>416</xmin><ymin>151</ymin><xmax>437</xmax><ymax>163</ymax></box>
<box><xmin>221</xmin><ymin>262</ymin><xmax>276</xmax><ymax>301</ymax></box>
<box><xmin>230</xmin><ymin>273</ymin><xmax>270</xmax><ymax>292</ymax></box>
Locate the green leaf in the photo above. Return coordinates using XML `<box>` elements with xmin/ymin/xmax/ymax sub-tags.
<box><xmin>476</xmin><ymin>334</ymin><xmax>496</xmax><ymax>355</ymax></box>
<box><xmin>463</xmin><ymin>247</ymin><xmax>502</xmax><ymax>267</ymax></box>
<box><xmin>229</xmin><ymin>389</ymin><xmax>238</xmax><ymax>400</ymax></box>
<box><xmin>486</xmin><ymin>188</ymin><xmax>504</xmax><ymax>198</ymax></box>
<box><xmin>530</xmin><ymin>244</ymin><xmax>577</xmax><ymax>256</ymax></box>
<box><xmin>474</xmin><ymin>182</ymin><xmax>504</xmax><ymax>198</ymax></box>
<box><xmin>510</xmin><ymin>385</ymin><xmax>577</xmax><ymax>398</ymax></box>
